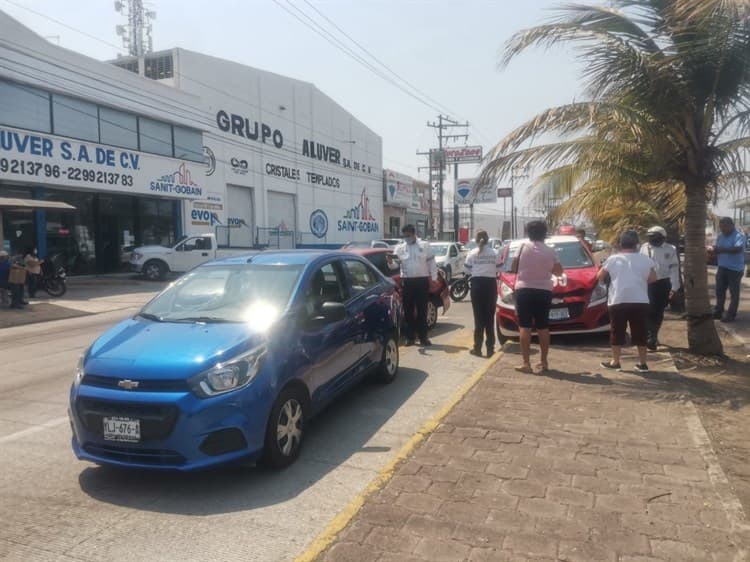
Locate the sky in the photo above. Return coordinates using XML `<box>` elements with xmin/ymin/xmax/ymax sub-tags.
<box><xmin>0</xmin><ymin>0</ymin><xmax>585</xmax><ymax>215</ymax></box>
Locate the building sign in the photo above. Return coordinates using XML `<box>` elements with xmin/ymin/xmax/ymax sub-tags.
<box><xmin>309</xmin><ymin>209</ymin><xmax>329</xmax><ymax>238</ymax></box>
<box><xmin>216</xmin><ymin>109</ymin><xmax>284</xmax><ymax>149</ymax></box>
<box><xmin>337</xmin><ymin>189</ymin><xmax>379</xmax><ymax>233</ymax></box>
<box><xmin>444</xmin><ymin>146</ymin><xmax>483</xmax><ymax>164</ymax></box>
<box><xmin>384</xmin><ymin>169</ymin><xmax>414</xmax><ymax>208</ymax></box>
<box><xmin>0</xmin><ymin>125</ymin><xmax>206</xmax><ymax>199</ymax></box>
<box><xmin>190</xmin><ymin>193</ymin><xmax>224</xmax><ymax>227</ymax></box>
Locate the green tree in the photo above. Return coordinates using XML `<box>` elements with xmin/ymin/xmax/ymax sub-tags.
<box><xmin>481</xmin><ymin>0</ymin><xmax>750</xmax><ymax>354</ymax></box>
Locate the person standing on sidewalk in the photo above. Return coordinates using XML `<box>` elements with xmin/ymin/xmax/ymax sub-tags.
<box><xmin>640</xmin><ymin>226</ymin><xmax>680</xmax><ymax>350</ymax></box>
<box><xmin>711</xmin><ymin>217</ymin><xmax>746</xmax><ymax>323</ymax></box>
<box><xmin>599</xmin><ymin>230</ymin><xmax>657</xmax><ymax>373</ymax></box>
<box><xmin>464</xmin><ymin>229</ymin><xmax>502</xmax><ymax>357</ymax></box>
<box><xmin>23</xmin><ymin>247</ymin><xmax>42</xmax><ymax>299</ymax></box>
<box><xmin>0</xmin><ymin>251</ymin><xmax>26</xmax><ymax>309</ymax></box>
<box><xmin>389</xmin><ymin>224</ymin><xmax>437</xmax><ymax>346</ymax></box>
<box><xmin>514</xmin><ymin>220</ymin><xmax>563</xmax><ymax>373</ymax></box>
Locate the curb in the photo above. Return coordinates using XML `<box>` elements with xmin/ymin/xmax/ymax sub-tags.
<box><xmin>294</xmin><ymin>349</ymin><xmax>504</xmax><ymax>562</ymax></box>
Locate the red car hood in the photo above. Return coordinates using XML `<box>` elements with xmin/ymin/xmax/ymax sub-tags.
<box><xmin>502</xmin><ymin>267</ymin><xmax>599</xmax><ymax>293</ymax></box>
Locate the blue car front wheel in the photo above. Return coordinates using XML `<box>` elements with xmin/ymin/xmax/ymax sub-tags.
<box><xmin>263</xmin><ymin>386</ymin><xmax>307</xmax><ymax>468</ymax></box>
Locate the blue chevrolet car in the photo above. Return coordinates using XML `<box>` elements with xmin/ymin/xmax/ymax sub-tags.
<box><xmin>69</xmin><ymin>251</ymin><xmax>402</xmax><ymax>470</ymax></box>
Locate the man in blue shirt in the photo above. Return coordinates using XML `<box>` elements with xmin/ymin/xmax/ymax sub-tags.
<box><xmin>712</xmin><ymin>217</ymin><xmax>746</xmax><ymax>322</ymax></box>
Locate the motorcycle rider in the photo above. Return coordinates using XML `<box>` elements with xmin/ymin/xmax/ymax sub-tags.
<box><xmin>640</xmin><ymin>226</ymin><xmax>680</xmax><ymax>350</ymax></box>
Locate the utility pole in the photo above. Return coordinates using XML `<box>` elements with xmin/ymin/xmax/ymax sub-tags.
<box><xmin>424</xmin><ymin>115</ymin><xmax>469</xmax><ymax>240</ymax></box>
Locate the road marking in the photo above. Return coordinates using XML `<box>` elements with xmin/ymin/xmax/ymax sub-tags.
<box><xmin>0</xmin><ymin>416</ymin><xmax>69</xmax><ymax>445</ymax></box>
<box><xmin>295</xmin><ymin>344</ymin><xmax>503</xmax><ymax>562</ymax></box>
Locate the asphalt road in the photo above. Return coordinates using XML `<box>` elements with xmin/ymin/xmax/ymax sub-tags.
<box><xmin>0</xmin><ymin>298</ymin><xmax>483</xmax><ymax>562</ymax></box>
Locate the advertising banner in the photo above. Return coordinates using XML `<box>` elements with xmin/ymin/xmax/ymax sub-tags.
<box><xmin>444</xmin><ymin>146</ymin><xmax>483</xmax><ymax>164</ymax></box>
<box><xmin>454</xmin><ymin>177</ymin><xmax>497</xmax><ymax>205</ymax></box>
<box><xmin>384</xmin><ymin>169</ymin><xmax>415</xmax><ymax>208</ymax></box>
<box><xmin>0</xmin><ymin>125</ymin><xmax>207</xmax><ymax>199</ymax></box>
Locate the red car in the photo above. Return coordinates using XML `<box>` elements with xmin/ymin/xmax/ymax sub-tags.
<box><xmin>345</xmin><ymin>248</ymin><xmax>450</xmax><ymax>329</ymax></box>
<box><xmin>496</xmin><ymin>235</ymin><xmax>610</xmax><ymax>342</ymax></box>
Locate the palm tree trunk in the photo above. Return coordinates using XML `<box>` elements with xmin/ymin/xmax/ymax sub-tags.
<box><xmin>683</xmin><ymin>180</ymin><xmax>723</xmax><ymax>355</ymax></box>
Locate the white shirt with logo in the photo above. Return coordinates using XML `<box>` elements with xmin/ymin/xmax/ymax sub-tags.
<box><xmin>640</xmin><ymin>242</ymin><xmax>680</xmax><ymax>289</ymax></box>
<box><xmin>603</xmin><ymin>252</ymin><xmax>656</xmax><ymax>306</ymax></box>
<box><xmin>463</xmin><ymin>245</ymin><xmax>501</xmax><ymax>278</ymax></box>
<box><xmin>395</xmin><ymin>239</ymin><xmax>437</xmax><ymax>279</ymax></box>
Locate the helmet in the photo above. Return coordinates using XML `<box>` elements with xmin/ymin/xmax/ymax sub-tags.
<box><xmin>647</xmin><ymin>226</ymin><xmax>667</xmax><ymax>238</ymax></box>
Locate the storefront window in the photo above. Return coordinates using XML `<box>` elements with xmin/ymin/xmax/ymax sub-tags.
<box><xmin>0</xmin><ymin>80</ymin><xmax>51</xmax><ymax>133</ymax></box>
<box><xmin>139</xmin><ymin>198</ymin><xmax>177</xmax><ymax>247</ymax></box>
<box><xmin>139</xmin><ymin>117</ymin><xmax>173</xmax><ymax>157</ymax></box>
<box><xmin>43</xmin><ymin>189</ymin><xmax>96</xmax><ymax>275</ymax></box>
<box><xmin>173</xmin><ymin>126</ymin><xmax>203</xmax><ymax>162</ymax></box>
<box><xmin>99</xmin><ymin>107</ymin><xmax>138</xmax><ymax>150</ymax></box>
<box><xmin>52</xmin><ymin>94</ymin><xmax>99</xmax><ymax>142</ymax></box>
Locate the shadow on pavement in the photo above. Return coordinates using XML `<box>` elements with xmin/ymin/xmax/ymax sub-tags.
<box><xmin>77</xmin><ymin>366</ymin><xmax>428</xmax><ymax>515</ymax></box>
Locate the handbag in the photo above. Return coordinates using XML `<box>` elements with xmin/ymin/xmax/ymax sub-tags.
<box><xmin>9</xmin><ymin>265</ymin><xmax>27</xmax><ymax>285</ymax></box>
<box><xmin>509</xmin><ymin>242</ymin><xmax>526</xmax><ymax>274</ymax></box>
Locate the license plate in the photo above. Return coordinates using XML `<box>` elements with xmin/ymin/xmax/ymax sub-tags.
<box><xmin>103</xmin><ymin>416</ymin><xmax>141</xmax><ymax>442</ymax></box>
<box><xmin>549</xmin><ymin>308</ymin><xmax>570</xmax><ymax>321</ymax></box>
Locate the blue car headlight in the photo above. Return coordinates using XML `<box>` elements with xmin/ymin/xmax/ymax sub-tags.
<box><xmin>73</xmin><ymin>348</ymin><xmax>89</xmax><ymax>388</ymax></box>
<box><xmin>188</xmin><ymin>345</ymin><xmax>266</xmax><ymax>399</ymax></box>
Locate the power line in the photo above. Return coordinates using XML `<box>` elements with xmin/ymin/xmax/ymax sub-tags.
<box><xmin>271</xmin><ymin>0</ymin><xmax>446</xmax><ymax>115</ymax></box>
<box><xmin>299</xmin><ymin>0</ymin><xmax>457</xmax><ymax>118</ymax></box>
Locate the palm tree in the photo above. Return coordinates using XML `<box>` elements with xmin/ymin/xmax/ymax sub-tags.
<box><xmin>481</xmin><ymin>0</ymin><xmax>750</xmax><ymax>355</ymax></box>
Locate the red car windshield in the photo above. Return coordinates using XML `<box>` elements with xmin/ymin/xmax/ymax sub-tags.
<box><xmin>503</xmin><ymin>241</ymin><xmax>593</xmax><ymax>273</ymax></box>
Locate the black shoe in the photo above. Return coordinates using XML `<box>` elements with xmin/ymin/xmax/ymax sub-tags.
<box><xmin>419</xmin><ymin>339</ymin><xmax>432</xmax><ymax>347</ymax></box>
<box><xmin>469</xmin><ymin>348</ymin><xmax>482</xmax><ymax>357</ymax></box>
<box><xmin>11</xmin><ymin>304</ymin><xmax>24</xmax><ymax>309</ymax></box>
<box><xmin>600</xmin><ymin>361</ymin><xmax>621</xmax><ymax>370</ymax></box>
<box><xmin>721</xmin><ymin>316</ymin><xmax>736</xmax><ymax>323</ymax></box>
<box><xmin>405</xmin><ymin>339</ymin><xmax>415</xmax><ymax>347</ymax></box>
<box><xmin>713</xmin><ymin>311</ymin><xmax>723</xmax><ymax>320</ymax></box>
<box><xmin>634</xmin><ymin>363</ymin><xmax>650</xmax><ymax>373</ymax></box>
<box><xmin>486</xmin><ymin>349</ymin><xmax>495</xmax><ymax>357</ymax></box>
<box><xmin>21</xmin><ymin>301</ymin><xmax>29</xmax><ymax>305</ymax></box>
<box><xmin>646</xmin><ymin>341</ymin><xmax>657</xmax><ymax>351</ymax></box>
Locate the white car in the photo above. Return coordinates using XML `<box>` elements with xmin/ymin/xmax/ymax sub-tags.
<box><xmin>429</xmin><ymin>242</ymin><xmax>466</xmax><ymax>280</ymax></box>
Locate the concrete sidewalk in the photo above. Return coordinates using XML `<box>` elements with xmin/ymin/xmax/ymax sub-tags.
<box><xmin>313</xmin><ymin>341</ymin><xmax>750</xmax><ymax>561</ymax></box>
<box><xmin>0</xmin><ymin>275</ymin><xmax>165</xmax><ymax>329</ymax></box>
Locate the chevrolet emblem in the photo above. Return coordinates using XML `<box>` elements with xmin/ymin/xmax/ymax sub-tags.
<box><xmin>117</xmin><ymin>379</ymin><xmax>140</xmax><ymax>390</ymax></box>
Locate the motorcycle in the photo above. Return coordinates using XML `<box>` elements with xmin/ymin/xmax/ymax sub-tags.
<box><xmin>38</xmin><ymin>262</ymin><xmax>67</xmax><ymax>297</ymax></box>
<box><xmin>449</xmin><ymin>273</ymin><xmax>470</xmax><ymax>302</ymax></box>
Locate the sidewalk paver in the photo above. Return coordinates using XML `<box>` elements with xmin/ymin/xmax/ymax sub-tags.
<box><xmin>317</xmin><ymin>341</ymin><xmax>750</xmax><ymax>562</ymax></box>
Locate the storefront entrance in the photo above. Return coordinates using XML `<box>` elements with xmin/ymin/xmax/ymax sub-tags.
<box><xmin>0</xmin><ymin>184</ymin><xmax>180</xmax><ymax>275</ymax></box>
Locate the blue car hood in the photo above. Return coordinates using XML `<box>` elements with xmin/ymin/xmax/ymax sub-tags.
<box><xmin>85</xmin><ymin>317</ymin><xmax>265</xmax><ymax>380</ymax></box>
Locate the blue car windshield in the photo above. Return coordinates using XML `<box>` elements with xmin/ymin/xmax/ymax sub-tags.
<box><xmin>141</xmin><ymin>264</ymin><xmax>303</xmax><ymax>323</ymax></box>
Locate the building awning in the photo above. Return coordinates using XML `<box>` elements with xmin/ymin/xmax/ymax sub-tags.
<box><xmin>0</xmin><ymin>197</ymin><xmax>76</xmax><ymax>211</ymax></box>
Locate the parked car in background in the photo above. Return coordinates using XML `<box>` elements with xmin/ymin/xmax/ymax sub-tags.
<box><xmin>346</xmin><ymin>247</ymin><xmax>450</xmax><ymax>329</ymax></box>
<box><xmin>70</xmin><ymin>250</ymin><xmax>402</xmax><ymax>471</ymax></box>
<box><xmin>496</xmin><ymin>235</ymin><xmax>610</xmax><ymax>342</ymax></box>
<box><xmin>340</xmin><ymin>240</ymin><xmax>390</xmax><ymax>250</ymax></box>
<box><xmin>429</xmin><ymin>241</ymin><xmax>466</xmax><ymax>280</ymax></box>
<box><xmin>130</xmin><ymin>233</ymin><xmax>257</xmax><ymax>281</ymax></box>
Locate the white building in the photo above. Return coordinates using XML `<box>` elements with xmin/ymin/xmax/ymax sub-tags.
<box><xmin>0</xmin><ymin>10</ymin><xmax>383</xmax><ymax>274</ymax></box>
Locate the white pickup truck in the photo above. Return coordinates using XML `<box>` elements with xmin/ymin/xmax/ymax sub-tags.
<box><xmin>130</xmin><ymin>233</ymin><xmax>258</xmax><ymax>280</ymax></box>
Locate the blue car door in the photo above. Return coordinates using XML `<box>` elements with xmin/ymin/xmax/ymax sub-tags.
<box><xmin>341</xmin><ymin>258</ymin><xmax>385</xmax><ymax>368</ymax></box>
<box><xmin>298</xmin><ymin>260</ymin><xmax>361</xmax><ymax>406</ymax></box>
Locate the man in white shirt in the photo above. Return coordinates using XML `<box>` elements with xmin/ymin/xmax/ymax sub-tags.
<box><xmin>640</xmin><ymin>226</ymin><xmax>681</xmax><ymax>350</ymax></box>
<box><xmin>387</xmin><ymin>224</ymin><xmax>437</xmax><ymax>346</ymax></box>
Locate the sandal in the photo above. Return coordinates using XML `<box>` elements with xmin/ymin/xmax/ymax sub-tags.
<box><xmin>514</xmin><ymin>364</ymin><xmax>533</xmax><ymax>374</ymax></box>
<box><xmin>535</xmin><ymin>363</ymin><xmax>549</xmax><ymax>373</ymax></box>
